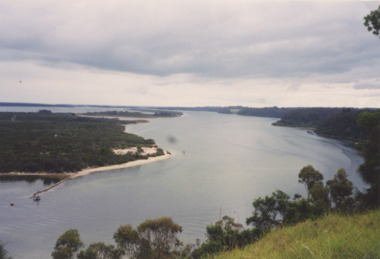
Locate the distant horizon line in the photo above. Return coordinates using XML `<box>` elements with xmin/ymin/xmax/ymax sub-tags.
<box><xmin>0</xmin><ymin>101</ymin><xmax>377</xmax><ymax>110</ymax></box>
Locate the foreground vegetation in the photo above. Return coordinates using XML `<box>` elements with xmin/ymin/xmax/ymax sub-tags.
<box><xmin>49</xmin><ymin>163</ymin><xmax>378</xmax><ymax>258</ymax></box>
<box><xmin>49</xmin><ymin>210</ymin><xmax>380</xmax><ymax>259</ymax></box>
<box><xmin>212</xmin><ymin>210</ymin><xmax>380</xmax><ymax>259</ymax></box>
<box><xmin>0</xmin><ymin>111</ymin><xmax>160</xmax><ymax>173</ymax></box>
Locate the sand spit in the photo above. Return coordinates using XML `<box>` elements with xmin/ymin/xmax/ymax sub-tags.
<box><xmin>27</xmin><ymin>152</ymin><xmax>172</xmax><ymax>197</ymax></box>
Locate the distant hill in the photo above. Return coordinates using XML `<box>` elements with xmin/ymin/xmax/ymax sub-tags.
<box><xmin>272</xmin><ymin>108</ymin><xmax>343</xmax><ymax>128</ymax></box>
<box><xmin>272</xmin><ymin>108</ymin><xmax>371</xmax><ymax>141</ymax></box>
<box><xmin>236</xmin><ymin>107</ymin><xmax>295</xmax><ymax>118</ymax></box>
<box><xmin>315</xmin><ymin>109</ymin><xmax>364</xmax><ymax>140</ymax></box>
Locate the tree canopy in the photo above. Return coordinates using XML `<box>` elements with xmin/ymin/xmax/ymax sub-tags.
<box><xmin>52</xmin><ymin>229</ymin><xmax>83</xmax><ymax>259</ymax></box>
<box><xmin>364</xmin><ymin>5</ymin><xmax>380</xmax><ymax>39</ymax></box>
<box><xmin>357</xmin><ymin>109</ymin><xmax>380</xmax><ymax>207</ymax></box>
<box><xmin>298</xmin><ymin>165</ymin><xmax>324</xmax><ymax>198</ymax></box>
<box><xmin>326</xmin><ymin>168</ymin><xmax>354</xmax><ymax>210</ymax></box>
<box><xmin>114</xmin><ymin>217</ymin><xmax>183</xmax><ymax>259</ymax></box>
<box><xmin>0</xmin><ymin>242</ymin><xmax>12</xmax><ymax>259</ymax></box>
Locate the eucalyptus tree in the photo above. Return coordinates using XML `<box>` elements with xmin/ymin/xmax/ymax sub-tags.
<box><xmin>114</xmin><ymin>217</ymin><xmax>183</xmax><ymax>259</ymax></box>
<box><xmin>298</xmin><ymin>165</ymin><xmax>324</xmax><ymax>198</ymax></box>
<box><xmin>51</xmin><ymin>229</ymin><xmax>83</xmax><ymax>259</ymax></box>
<box><xmin>364</xmin><ymin>5</ymin><xmax>380</xmax><ymax>39</ymax></box>
<box><xmin>326</xmin><ymin>168</ymin><xmax>354</xmax><ymax>210</ymax></box>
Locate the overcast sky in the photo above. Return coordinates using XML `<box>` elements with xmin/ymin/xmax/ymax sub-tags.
<box><xmin>1</xmin><ymin>0</ymin><xmax>380</xmax><ymax>107</ymax></box>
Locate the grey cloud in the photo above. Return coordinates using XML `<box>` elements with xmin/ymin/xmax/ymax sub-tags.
<box><xmin>353</xmin><ymin>81</ymin><xmax>380</xmax><ymax>90</ymax></box>
<box><xmin>1</xmin><ymin>1</ymin><xmax>380</xmax><ymax>79</ymax></box>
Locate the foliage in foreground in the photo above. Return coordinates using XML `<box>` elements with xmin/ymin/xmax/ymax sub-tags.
<box><xmin>52</xmin><ymin>217</ymin><xmax>183</xmax><ymax>259</ymax></box>
<box><xmin>51</xmin><ymin>229</ymin><xmax>83</xmax><ymax>259</ymax></box>
<box><xmin>364</xmin><ymin>4</ymin><xmax>380</xmax><ymax>39</ymax></box>
<box><xmin>211</xmin><ymin>210</ymin><xmax>380</xmax><ymax>259</ymax></box>
<box><xmin>0</xmin><ymin>242</ymin><xmax>12</xmax><ymax>259</ymax></box>
<box><xmin>357</xmin><ymin>109</ymin><xmax>380</xmax><ymax>208</ymax></box>
<box><xmin>189</xmin><ymin>165</ymin><xmax>356</xmax><ymax>258</ymax></box>
<box><xmin>50</xmin><ymin>162</ymin><xmax>369</xmax><ymax>258</ymax></box>
<box><xmin>197</xmin><ymin>110</ymin><xmax>380</xmax><ymax>258</ymax></box>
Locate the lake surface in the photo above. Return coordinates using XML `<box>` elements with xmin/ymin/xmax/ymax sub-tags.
<box><xmin>0</xmin><ymin>107</ymin><xmax>365</xmax><ymax>258</ymax></box>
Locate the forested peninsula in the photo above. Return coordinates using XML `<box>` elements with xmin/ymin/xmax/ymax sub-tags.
<box><xmin>0</xmin><ymin>110</ymin><xmax>167</xmax><ymax>174</ymax></box>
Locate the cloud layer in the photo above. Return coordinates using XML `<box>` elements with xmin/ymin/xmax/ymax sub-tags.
<box><xmin>1</xmin><ymin>0</ymin><xmax>380</xmax><ymax>107</ymax></box>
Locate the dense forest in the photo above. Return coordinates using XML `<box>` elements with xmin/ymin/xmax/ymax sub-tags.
<box><xmin>272</xmin><ymin>107</ymin><xmax>342</xmax><ymax>127</ymax></box>
<box><xmin>272</xmin><ymin>108</ymin><xmax>372</xmax><ymax>141</ymax></box>
<box><xmin>314</xmin><ymin>109</ymin><xmax>364</xmax><ymax>140</ymax></box>
<box><xmin>0</xmin><ymin>111</ymin><xmax>160</xmax><ymax>173</ymax></box>
<box><xmin>236</xmin><ymin>107</ymin><xmax>294</xmax><ymax>118</ymax></box>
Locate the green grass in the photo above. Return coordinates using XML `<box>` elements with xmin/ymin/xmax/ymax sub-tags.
<box><xmin>211</xmin><ymin>210</ymin><xmax>380</xmax><ymax>259</ymax></box>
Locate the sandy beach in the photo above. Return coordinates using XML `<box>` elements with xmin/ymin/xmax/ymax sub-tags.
<box><xmin>74</xmin><ymin>152</ymin><xmax>171</xmax><ymax>179</ymax></box>
<box><xmin>16</xmin><ymin>151</ymin><xmax>172</xmax><ymax>197</ymax></box>
<box><xmin>1</xmin><ymin>146</ymin><xmax>173</xmax><ymax>197</ymax></box>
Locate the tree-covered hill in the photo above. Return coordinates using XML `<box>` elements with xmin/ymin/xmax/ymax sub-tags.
<box><xmin>272</xmin><ymin>108</ymin><xmax>371</xmax><ymax>141</ymax></box>
<box><xmin>272</xmin><ymin>108</ymin><xmax>342</xmax><ymax>128</ymax></box>
<box><xmin>315</xmin><ymin>109</ymin><xmax>364</xmax><ymax>140</ymax></box>
<box><xmin>0</xmin><ymin>111</ymin><xmax>158</xmax><ymax>173</ymax></box>
<box><xmin>236</xmin><ymin>107</ymin><xmax>295</xmax><ymax>118</ymax></box>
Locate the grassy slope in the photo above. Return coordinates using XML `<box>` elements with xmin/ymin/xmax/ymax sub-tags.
<box><xmin>211</xmin><ymin>210</ymin><xmax>380</xmax><ymax>259</ymax></box>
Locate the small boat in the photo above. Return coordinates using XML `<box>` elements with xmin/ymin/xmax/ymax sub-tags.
<box><xmin>33</xmin><ymin>195</ymin><xmax>41</xmax><ymax>202</ymax></box>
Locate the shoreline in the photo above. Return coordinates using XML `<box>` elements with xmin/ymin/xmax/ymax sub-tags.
<box><xmin>78</xmin><ymin>114</ymin><xmax>151</xmax><ymax>122</ymax></box>
<box><xmin>7</xmin><ymin>153</ymin><xmax>173</xmax><ymax>197</ymax></box>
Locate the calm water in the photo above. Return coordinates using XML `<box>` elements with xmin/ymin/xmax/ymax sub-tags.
<box><xmin>0</xmin><ymin>108</ymin><xmax>365</xmax><ymax>258</ymax></box>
